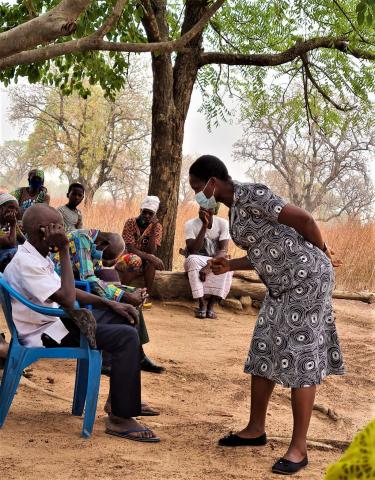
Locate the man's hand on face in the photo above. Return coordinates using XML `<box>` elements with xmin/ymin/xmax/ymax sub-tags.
<box><xmin>199</xmin><ymin>208</ymin><xmax>211</xmax><ymax>227</ymax></box>
<box><xmin>5</xmin><ymin>210</ymin><xmax>17</xmax><ymax>227</ymax></box>
<box><xmin>42</xmin><ymin>224</ymin><xmax>69</xmax><ymax>251</ymax></box>
<box><xmin>150</xmin><ymin>216</ymin><xmax>159</xmax><ymax>226</ymax></box>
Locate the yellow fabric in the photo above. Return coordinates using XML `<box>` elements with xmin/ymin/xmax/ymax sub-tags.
<box><xmin>324</xmin><ymin>419</ymin><xmax>375</xmax><ymax>479</ymax></box>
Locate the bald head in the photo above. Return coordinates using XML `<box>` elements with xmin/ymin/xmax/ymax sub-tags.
<box><xmin>97</xmin><ymin>232</ymin><xmax>125</xmax><ymax>260</ymax></box>
<box><xmin>22</xmin><ymin>204</ymin><xmax>63</xmax><ymax>236</ymax></box>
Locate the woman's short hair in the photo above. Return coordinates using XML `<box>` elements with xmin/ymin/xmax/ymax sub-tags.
<box><xmin>189</xmin><ymin>155</ymin><xmax>229</xmax><ymax>182</ymax></box>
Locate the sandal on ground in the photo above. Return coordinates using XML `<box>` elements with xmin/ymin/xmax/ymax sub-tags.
<box><xmin>218</xmin><ymin>431</ymin><xmax>267</xmax><ymax>447</ymax></box>
<box><xmin>143</xmin><ymin>302</ymin><xmax>152</xmax><ymax>309</ymax></box>
<box><xmin>194</xmin><ymin>308</ymin><xmax>206</xmax><ymax>319</ymax></box>
<box><xmin>106</xmin><ymin>425</ymin><xmax>160</xmax><ymax>443</ymax></box>
<box><xmin>271</xmin><ymin>456</ymin><xmax>308</xmax><ymax>475</ymax></box>
<box><xmin>104</xmin><ymin>402</ymin><xmax>160</xmax><ymax>417</ymax></box>
<box><xmin>206</xmin><ymin>310</ymin><xmax>217</xmax><ymax>319</ymax></box>
<box><xmin>140</xmin><ymin>403</ymin><xmax>160</xmax><ymax>416</ymax></box>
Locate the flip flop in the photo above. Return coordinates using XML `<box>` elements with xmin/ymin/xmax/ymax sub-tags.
<box><xmin>104</xmin><ymin>402</ymin><xmax>160</xmax><ymax>417</ymax></box>
<box><xmin>194</xmin><ymin>308</ymin><xmax>206</xmax><ymax>319</ymax></box>
<box><xmin>140</xmin><ymin>403</ymin><xmax>160</xmax><ymax>416</ymax></box>
<box><xmin>206</xmin><ymin>310</ymin><xmax>217</xmax><ymax>319</ymax></box>
<box><xmin>106</xmin><ymin>426</ymin><xmax>160</xmax><ymax>443</ymax></box>
<box><xmin>143</xmin><ymin>302</ymin><xmax>153</xmax><ymax>309</ymax></box>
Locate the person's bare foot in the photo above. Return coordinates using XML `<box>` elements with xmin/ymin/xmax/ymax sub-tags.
<box><xmin>234</xmin><ymin>426</ymin><xmax>265</xmax><ymax>439</ymax></box>
<box><xmin>282</xmin><ymin>446</ymin><xmax>307</xmax><ymax>463</ymax></box>
<box><xmin>105</xmin><ymin>415</ymin><xmax>159</xmax><ymax>441</ymax></box>
<box><xmin>104</xmin><ymin>397</ymin><xmax>160</xmax><ymax>417</ymax></box>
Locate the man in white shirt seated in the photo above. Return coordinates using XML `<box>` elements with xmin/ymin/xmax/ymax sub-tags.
<box><xmin>183</xmin><ymin>207</ymin><xmax>233</xmax><ymax>319</ymax></box>
<box><xmin>3</xmin><ymin>204</ymin><xmax>159</xmax><ymax>442</ymax></box>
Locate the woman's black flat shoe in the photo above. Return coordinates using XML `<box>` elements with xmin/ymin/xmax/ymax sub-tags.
<box><xmin>271</xmin><ymin>456</ymin><xmax>308</xmax><ymax>475</ymax></box>
<box><xmin>218</xmin><ymin>431</ymin><xmax>267</xmax><ymax>447</ymax></box>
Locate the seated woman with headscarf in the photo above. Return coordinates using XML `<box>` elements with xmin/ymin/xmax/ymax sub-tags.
<box><xmin>0</xmin><ymin>193</ymin><xmax>25</xmax><ymax>272</ymax></box>
<box><xmin>0</xmin><ymin>192</ymin><xmax>25</xmax><ymax>366</ymax></box>
<box><xmin>183</xmin><ymin>206</ymin><xmax>233</xmax><ymax>319</ymax></box>
<box><xmin>115</xmin><ymin>195</ymin><xmax>165</xmax><ymax>300</ymax></box>
<box><xmin>12</xmin><ymin>169</ymin><xmax>50</xmax><ymax>219</ymax></box>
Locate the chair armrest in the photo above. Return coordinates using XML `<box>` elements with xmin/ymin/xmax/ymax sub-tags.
<box><xmin>75</xmin><ymin>280</ymin><xmax>91</xmax><ymax>292</ymax></box>
<box><xmin>0</xmin><ymin>277</ymin><xmax>66</xmax><ymax>317</ymax></box>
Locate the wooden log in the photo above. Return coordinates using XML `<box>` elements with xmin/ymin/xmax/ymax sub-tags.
<box><xmin>332</xmin><ymin>290</ymin><xmax>375</xmax><ymax>304</ymax></box>
<box><xmin>131</xmin><ymin>271</ymin><xmax>374</xmax><ymax>304</ymax></box>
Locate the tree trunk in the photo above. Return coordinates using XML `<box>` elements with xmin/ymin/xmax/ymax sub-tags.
<box><xmin>84</xmin><ymin>187</ymin><xmax>95</xmax><ymax>206</ymax></box>
<box><xmin>147</xmin><ymin>0</ymin><xmax>207</xmax><ymax>269</ymax></box>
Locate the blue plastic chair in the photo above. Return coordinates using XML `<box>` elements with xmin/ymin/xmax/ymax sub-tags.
<box><xmin>0</xmin><ymin>275</ymin><xmax>102</xmax><ymax>438</ymax></box>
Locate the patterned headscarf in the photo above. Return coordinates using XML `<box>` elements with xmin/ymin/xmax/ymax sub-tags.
<box><xmin>0</xmin><ymin>193</ymin><xmax>18</xmax><ymax>206</ymax></box>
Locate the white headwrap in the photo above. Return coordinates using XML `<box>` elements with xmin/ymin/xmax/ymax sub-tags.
<box><xmin>0</xmin><ymin>193</ymin><xmax>18</xmax><ymax>207</ymax></box>
<box><xmin>140</xmin><ymin>195</ymin><xmax>160</xmax><ymax>213</ymax></box>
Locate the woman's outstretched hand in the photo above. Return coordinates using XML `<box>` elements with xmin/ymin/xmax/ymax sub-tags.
<box><xmin>325</xmin><ymin>245</ymin><xmax>343</xmax><ymax>268</ymax></box>
<box><xmin>208</xmin><ymin>257</ymin><xmax>231</xmax><ymax>275</ymax></box>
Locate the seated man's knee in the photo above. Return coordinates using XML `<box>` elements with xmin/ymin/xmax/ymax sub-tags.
<box><xmin>117</xmin><ymin>324</ymin><xmax>140</xmax><ymax>349</ymax></box>
<box><xmin>184</xmin><ymin>255</ymin><xmax>202</xmax><ymax>271</ymax></box>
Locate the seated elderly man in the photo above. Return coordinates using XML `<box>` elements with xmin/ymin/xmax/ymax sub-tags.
<box><xmin>51</xmin><ymin>228</ymin><xmax>165</xmax><ymax>374</ymax></box>
<box><xmin>184</xmin><ymin>206</ymin><xmax>233</xmax><ymax>319</ymax></box>
<box><xmin>3</xmin><ymin>204</ymin><xmax>159</xmax><ymax>442</ymax></box>
<box><xmin>115</xmin><ymin>196</ymin><xmax>164</xmax><ymax>301</ymax></box>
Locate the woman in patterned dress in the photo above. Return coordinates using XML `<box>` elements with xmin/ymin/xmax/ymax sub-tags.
<box><xmin>189</xmin><ymin>155</ymin><xmax>345</xmax><ymax>476</ymax></box>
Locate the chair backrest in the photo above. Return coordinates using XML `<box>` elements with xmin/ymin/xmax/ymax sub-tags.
<box><xmin>0</xmin><ymin>275</ymin><xmax>19</xmax><ymax>344</ymax></box>
<box><xmin>0</xmin><ymin>273</ymin><xmax>65</xmax><ymax>345</ymax></box>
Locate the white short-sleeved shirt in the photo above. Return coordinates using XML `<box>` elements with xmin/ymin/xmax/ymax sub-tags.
<box><xmin>3</xmin><ymin>241</ymin><xmax>69</xmax><ymax>347</ymax></box>
<box><xmin>184</xmin><ymin>216</ymin><xmax>230</xmax><ymax>242</ymax></box>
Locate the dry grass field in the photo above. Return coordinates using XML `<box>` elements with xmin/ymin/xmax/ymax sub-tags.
<box><xmin>52</xmin><ymin>199</ymin><xmax>375</xmax><ymax>293</ymax></box>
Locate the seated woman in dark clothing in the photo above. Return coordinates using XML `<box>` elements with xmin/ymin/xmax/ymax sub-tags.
<box><xmin>12</xmin><ymin>169</ymin><xmax>50</xmax><ymax>219</ymax></box>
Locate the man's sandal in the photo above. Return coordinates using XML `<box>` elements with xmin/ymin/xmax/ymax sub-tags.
<box><xmin>194</xmin><ymin>309</ymin><xmax>206</xmax><ymax>319</ymax></box>
<box><xmin>106</xmin><ymin>426</ymin><xmax>160</xmax><ymax>443</ymax></box>
<box><xmin>104</xmin><ymin>402</ymin><xmax>160</xmax><ymax>417</ymax></box>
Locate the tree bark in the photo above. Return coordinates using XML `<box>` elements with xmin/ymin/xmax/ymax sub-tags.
<box><xmin>147</xmin><ymin>0</ymin><xmax>207</xmax><ymax>269</ymax></box>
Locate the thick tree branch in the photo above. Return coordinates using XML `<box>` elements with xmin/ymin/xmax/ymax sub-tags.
<box><xmin>0</xmin><ymin>0</ymin><xmax>92</xmax><ymax>59</ymax></box>
<box><xmin>140</xmin><ymin>0</ymin><xmax>161</xmax><ymax>42</ymax></box>
<box><xmin>94</xmin><ymin>0</ymin><xmax>129</xmax><ymax>38</ymax></box>
<box><xmin>199</xmin><ymin>36</ymin><xmax>375</xmax><ymax>66</ymax></box>
<box><xmin>0</xmin><ymin>0</ymin><xmax>225</xmax><ymax>71</ymax></box>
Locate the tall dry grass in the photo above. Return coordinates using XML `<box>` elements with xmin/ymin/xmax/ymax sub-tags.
<box><xmin>52</xmin><ymin>199</ymin><xmax>375</xmax><ymax>292</ymax></box>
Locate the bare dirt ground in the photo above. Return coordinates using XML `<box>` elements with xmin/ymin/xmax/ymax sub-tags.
<box><xmin>0</xmin><ymin>299</ymin><xmax>374</xmax><ymax>480</ymax></box>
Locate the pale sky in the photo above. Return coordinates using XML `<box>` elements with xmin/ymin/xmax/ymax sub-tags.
<box><xmin>1</xmin><ymin>85</ymin><xmax>374</xmax><ymax>184</ymax></box>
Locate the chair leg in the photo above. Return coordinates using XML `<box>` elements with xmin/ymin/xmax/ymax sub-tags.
<box><xmin>81</xmin><ymin>352</ymin><xmax>102</xmax><ymax>439</ymax></box>
<box><xmin>0</xmin><ymin>349</ymin><xmax>27</xmax><ymax>427</ymax></box>
<box><xmin>72</xmin><ymin>358</ymin><xmax>89</xmax><ymax>417</ymax></box>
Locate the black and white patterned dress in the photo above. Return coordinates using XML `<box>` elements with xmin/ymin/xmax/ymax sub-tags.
<box><xmin>229</xmin><ymin>181</ymin><xmax>345</xmax><ymax>388</ymax></box>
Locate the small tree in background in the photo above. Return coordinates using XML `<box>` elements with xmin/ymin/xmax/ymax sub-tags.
<box><xmin>0</xmin><ymin>139</ymin><xmax>35</xmax><ymax>191</ymax></box>
<box><xmin>8</xmin><ymin>78</ymin><xmax>151</xmax><ymax>204</ymax></box>
<box><xmin>234</xmin><ymin>94</ymin><xmax>375</xmax><ymax>221</ymax></box>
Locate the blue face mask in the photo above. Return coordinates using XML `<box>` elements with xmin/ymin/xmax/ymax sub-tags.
<box><xmin>29</xmin><ymin>178</ymin><xmax>43</xmax><ymax>190</ymax></box>
<box><xmin>195</xmin><ymin>180</ymin><xmax>217</xmax><ymax>210</ymax></box>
